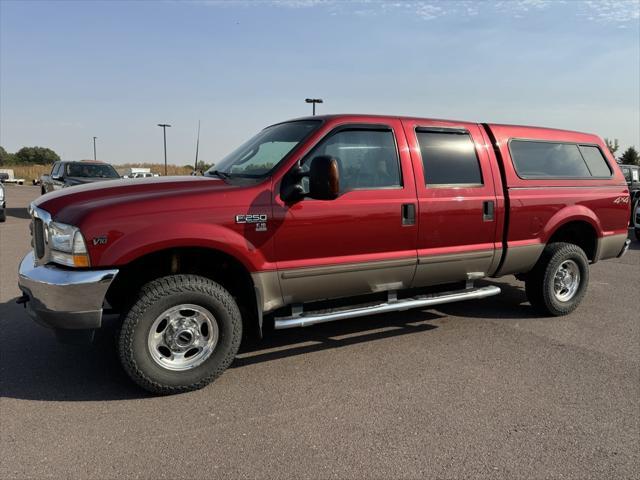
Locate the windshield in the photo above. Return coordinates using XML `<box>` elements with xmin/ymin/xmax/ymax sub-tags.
<box><xmin>206</xmin><ymin>120</ymin><xmax>320</xmax><ymax>178</ymax></box>
<box><xmin>67</xmin><ymin>163</ymin><xmax>120</xmax><ymax>178</ymax></box>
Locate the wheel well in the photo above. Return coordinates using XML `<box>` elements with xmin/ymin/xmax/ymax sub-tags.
<box><xmin>106</xmin><ymin>247</ymin><xmax>260</xmax><ymax>340</ymax></box>
<box><xmin>547</xmin><ymin>221</ymin><xmax>597</xmax><ymax>261</ymax></box>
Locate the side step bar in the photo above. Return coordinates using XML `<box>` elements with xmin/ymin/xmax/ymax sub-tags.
<box><xmin>274</xmin><ymin>285</ymin><xmax>501</xmax><ymax>330</ymax></box>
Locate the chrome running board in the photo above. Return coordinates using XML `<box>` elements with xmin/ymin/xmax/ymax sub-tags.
<box><xmin>273</xmin><ymin>285</ymin><xmax>501</xmax><ymax>330</ymax></box>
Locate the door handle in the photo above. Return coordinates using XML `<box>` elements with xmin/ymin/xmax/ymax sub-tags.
<box><xmin>483</xmin><ymin>200</ymin><xmax>495</xmax><ymax>222</ymax></box>
<box><xmin>402</xmin><ymin>203</ymin><xmax>416</xmax><ymax>226</ymax></box>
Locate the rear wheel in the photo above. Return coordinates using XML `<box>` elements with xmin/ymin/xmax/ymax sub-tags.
<box><xmin>118</xmin><ymin>274</ymin><xmax>242</xmax><ymax>394</ymax></box>
<box><xmin>525</xmin><ymin>242</ymin><xmax>589</xmax><ymax>316</ymax></box>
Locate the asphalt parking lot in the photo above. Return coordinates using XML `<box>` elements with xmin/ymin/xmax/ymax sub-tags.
<box><xmin>0</xmin><ymin>184</ymin><xmax>638</xmax><ymax>479</ymax></box>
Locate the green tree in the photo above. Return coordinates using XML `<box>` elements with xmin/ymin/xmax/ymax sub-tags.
<box><xmin>604</xmin><ymin>138</ymin><xmax>619</xmax><ymax>156</ymax></box>
<box><xmin>0</xmin><ymin>146</ymin><xmax>10</xmax><ymax>165</ymax></box>
<box><xmin>619</xmin><ymin>146</ymin><xmax>639</xmax><ymax>166</ymax></box>
<box><xmin>196</xmin><ymin>161</ymin><xmax>212</xmax><ymax>171</ymax></box>
<box><xmin>14</xmin><ymin>146</ymin><xmax>61</xmax><ymax>165</ymax></box>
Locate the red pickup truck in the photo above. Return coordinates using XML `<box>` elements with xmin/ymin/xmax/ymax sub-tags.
<box><xmin>18</xmin><ymin>114</ymin><xmax>631</xmax><ymax>394</ymax></box>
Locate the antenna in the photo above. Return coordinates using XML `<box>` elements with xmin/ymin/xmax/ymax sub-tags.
<box><xmin>194</xmin><ymin>120</ymin><xmax>201</xmax><ymax>172</ymax></box>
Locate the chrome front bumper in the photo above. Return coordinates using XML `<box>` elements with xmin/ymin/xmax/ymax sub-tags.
<box><xmin>18</xmin><ymin>251</ymin><xmax>119</xmax><ymax>330</ymax></box>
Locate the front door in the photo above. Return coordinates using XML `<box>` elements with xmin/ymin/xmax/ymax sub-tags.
<box><xmin>401</xmin><ymin>119</ymin><xmax>501</xmax><ymax>286</ymax></box>
<box><xmin>272</xmin><ymin>119</ymin><xmax>419</xmax><ymax>305</ymax></box>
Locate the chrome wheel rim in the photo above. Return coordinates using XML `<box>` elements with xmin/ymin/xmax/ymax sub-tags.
<box><xmin>553</xmin><ymin>260</ymin><xmax>580</xmax><ymax>302</ymax></box>
<box><xmin>147</xmin><ymin>304</ymin><xmax>219</xmax><ymax>371</ymax></box>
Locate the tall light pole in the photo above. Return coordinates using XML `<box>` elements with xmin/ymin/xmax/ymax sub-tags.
<box><xmin>157</xmin><ymin>124</ymin><xmax>171</xmax><ymax>176</ymax></box>
<box><xmin>92</xmin><ymin>136</ymin><xmax>97</xmax><ymax>161</ymax></box>
<box><xmin>305</xmin><ymin>98</ymin><xmax>323</xmax><ymax>116</ymax></box>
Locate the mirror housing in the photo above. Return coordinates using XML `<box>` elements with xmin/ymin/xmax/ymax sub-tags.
<box><xmin>308</xmin><ymin>156</ymin><xmax>339</xmax><ymax>200</ymax></box>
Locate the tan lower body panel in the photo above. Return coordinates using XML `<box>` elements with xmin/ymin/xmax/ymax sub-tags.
<box><xmin>251</xmin><ymin>271</ymin><xmax>284</xmax><ymax>313</ymax></box>
<box><xmin>412</xmin><ymin>249</ymin><xmax>496</xmax><ymax>288</ymax></box>
<box><xmin>495</xmin><ymin>243</ymin><xmax>545</xmax><ymax>276</ymax></box>
<box><xmin>596</xmin><ymin>233</ymin><xmax>628</xmax><ymax>261</ymax></box>
<box><xmin>277</xmin><ymin>258</ymin><xmax>416</xmax><ymax>307</ymax></box>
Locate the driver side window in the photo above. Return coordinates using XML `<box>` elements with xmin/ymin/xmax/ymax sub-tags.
<box><xmin>302</xmin><ymin>128</ymin><xmax>402</xmax><ymax>192</ymax></box>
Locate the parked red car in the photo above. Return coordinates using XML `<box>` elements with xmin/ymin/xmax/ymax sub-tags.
<box><xmin>18</xmin><ymin>114</ymin><xmax>631</xmax><ymax>394</ymax></box>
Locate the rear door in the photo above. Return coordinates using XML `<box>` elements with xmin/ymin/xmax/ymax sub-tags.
<box><xmin>401</xmin><ymin>120</ymin><xmax>501</xmax><ymax>286</ymax></box>
<box><xmin>272</xmin><ymin>119</ymin><xmax>419</xmax><ymax>304</ymax></box>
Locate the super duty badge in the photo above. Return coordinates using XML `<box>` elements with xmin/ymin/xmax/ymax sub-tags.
<box><xmin>235</xmin><ymin>214</ymin><xmax>268</xmax><ymax>232</ymax></box>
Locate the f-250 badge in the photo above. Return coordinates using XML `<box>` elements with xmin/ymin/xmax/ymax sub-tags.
<box><xmin>235</xmin><ymin>214</ymin><xmax>268</xmax><ymax>232</ymax></box>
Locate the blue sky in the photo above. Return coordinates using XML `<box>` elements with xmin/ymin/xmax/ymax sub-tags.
<box><xmin>1</xmin><ymin>0</ymin><xmax>638</xmax><ymax>165</ymax></box>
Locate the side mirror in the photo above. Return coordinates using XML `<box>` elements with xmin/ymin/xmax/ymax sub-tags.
<box><xmin>308</xmin><ymin>156</ymin><xmax>340</xmax><ymax>200</ymax></box>
<box><xmin>52</xmin><ymin>175</ymin><xmax>62</xmax><ymax>181</ymax></box>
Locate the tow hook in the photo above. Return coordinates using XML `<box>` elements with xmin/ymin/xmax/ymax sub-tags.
<box><xmin>16</xmin><ymin>294</ymin><xmax>29</xmax><ymax>308</ymax></box>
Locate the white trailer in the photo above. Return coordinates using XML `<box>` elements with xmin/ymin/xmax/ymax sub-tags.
<box><xmin>0</xmin><ymin>169</ymin><xmax>25</xmax><ymax>185</ymax></box>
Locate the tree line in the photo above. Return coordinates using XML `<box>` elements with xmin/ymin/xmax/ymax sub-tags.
<box><xmin>0</xmin><ymin>146</ymin><xmax>61</xmax><ymax>166</ymax></box>
<box><xmin>605</xmin><ymin>139</ymin><xmax>639</xmax><ymax>166</ymax></box>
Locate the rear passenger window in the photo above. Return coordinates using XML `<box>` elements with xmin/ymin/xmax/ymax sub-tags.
<box><xmin>578</xmin><ymin>145</ymin><xmax>612</xmax><ymax>177</ymax></box>
<box><xmin>510</xmin><ymin>140</ymin><xmax>612</xmax><ymax>179</ymax></box>
<box><xmin>416</xmin><ymin>130</ymin><xmax>483</xmax><ymax>186</ymax></box>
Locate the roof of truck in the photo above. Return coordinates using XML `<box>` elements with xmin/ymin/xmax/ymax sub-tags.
<box><xmin>278</xmin><ymin>114</ymin><xmax>595</xmax><ymax>138</ymax></box>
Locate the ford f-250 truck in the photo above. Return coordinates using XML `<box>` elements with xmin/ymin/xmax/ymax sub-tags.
<box><xmin>18</xmin><ymin>114</ymin><xmax>631</xmax><ymax>394</ymax></box>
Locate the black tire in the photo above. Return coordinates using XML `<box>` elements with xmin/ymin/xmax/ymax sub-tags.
<box><xmin>525</xmin><ymin>242</ymin><xmax>589</xmax><ymax>316</ymax></box>
<box><xmin>118</xmin><ymin>275</ymin><xmax>242</xmax><ymax>395</ymax></box>
<box><xmin>41</xmin><ymin>187</ymin><xmax>46</xmax><ymax>195</ymax></box>
<box><xmin>0</xmin><ymin>211</ymin><xmax>5</xmax><ymax>222</ymax></box>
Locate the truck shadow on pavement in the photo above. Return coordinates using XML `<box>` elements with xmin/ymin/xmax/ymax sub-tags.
<box><xmin>0</xmin><ymin>280</ymin><xmax>541</xmax><ymax>402</ymax></box>
<box><xmin>5</xmin><ymin>207</ymin><xmax>31</xmax><ymax>220</ymax></box>
<box><xmin>0</xmin><ymin>299</ymin><xmax>446</xmax><ymax>402</ymax></box>
<box><xmin>434</xmin><ymin>280</ymin><xmax>541</xmax><ymax>320</ymax></box>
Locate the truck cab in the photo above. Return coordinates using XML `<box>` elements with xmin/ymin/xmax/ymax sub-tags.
<box><xmin>18</xmin><ymin>114</ymin><xmax>631</xmax><ymax>394</ymax></box>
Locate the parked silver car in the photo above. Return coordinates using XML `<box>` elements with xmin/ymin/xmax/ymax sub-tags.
<box><xmin>0</xmin><ymin>183</ymin><xmax>6</xmax><ymax>222</ymax></box>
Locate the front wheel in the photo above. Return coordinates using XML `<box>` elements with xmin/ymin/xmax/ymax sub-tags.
<box><xmin>118</xmin><ymin>275</ymin><xmax>242</xmax><ymax>395</ymax></box>
<box><xmin>525</xmin><ymin>242</ymin><xmax>589</xmax><ymax>316</ymax></box>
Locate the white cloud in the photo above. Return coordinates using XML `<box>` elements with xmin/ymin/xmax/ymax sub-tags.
<box><xmin>189</xmin><ymin>0</ymin><xmax>640</xmax><ymax>25</ymax></box>
<box><xmin>584</xmin><ymin>0</ymin><xmax>640</xmax><ymax>24</ymax></box>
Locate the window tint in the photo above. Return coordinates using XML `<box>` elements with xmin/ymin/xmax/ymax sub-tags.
<box><xmin>52</xmin><ymin>163</ymin><xmax>61</xmax><ymax>177</ymax></box>
<box><xmin>304</xmin><ymin>129</ymin><xmax>401</xmax><ymax>191</ymax></box>
<box><xmin>66</xmin><ymin>163</ymin><xmax>120</xmax><ymax>178</ymax></box>
<box><xmin>416</xmin><ymin>130</ymin><xmax>483</xmax><ymax>186</ymax></box>
<box><xmin>578</xmin><ymin>145</ymin><xmax>611</xmax><ymax>177</ymax></box>
<box><xmin>209</xmin><ymin>120</ymin><xmax>320</xmax><ymax>178</ymax></box>
<box><xmin>510</xmin><ymin>141</ymin><xmax>591</xmax><ymax>178</ymax></box>
<box><xmin>633</xmin><ymin>169</ymin><xmax>639</xmax><ymax>182</ymax></box>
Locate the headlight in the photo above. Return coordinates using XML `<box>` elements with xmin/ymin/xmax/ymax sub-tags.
<box><xmin>48</xmin><ymin>221</ymin><xmax>90</xmax><ymax>267</ymax></box>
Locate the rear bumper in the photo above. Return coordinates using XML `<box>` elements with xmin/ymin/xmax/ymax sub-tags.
<box><xmin>17</xmin><ymin>251</ymin><xmax>119</xmax><ymax>330</ymax></box>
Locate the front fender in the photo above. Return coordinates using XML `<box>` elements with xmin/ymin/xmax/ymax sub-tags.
<box><xmin>89</xmin><ymin>221</ymin><xmax>271</xmax><ymax>272</ymax></box>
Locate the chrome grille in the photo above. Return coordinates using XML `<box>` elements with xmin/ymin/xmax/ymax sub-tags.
<box><xmin>29</xmin><ymin>204</ymin><xmax>52</xmax><ymax>265</ymax></box>
<box><xmin>33</xmin><ymin>218</ymin><xmax>45</xmax><ymax>258</ymax></box>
